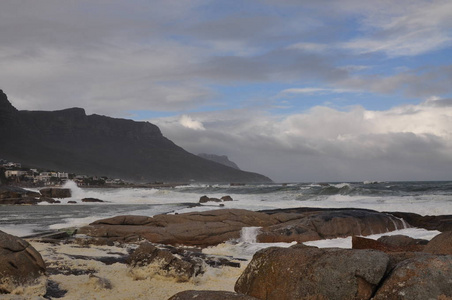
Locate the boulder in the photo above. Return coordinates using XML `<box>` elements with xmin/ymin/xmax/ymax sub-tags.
<box><xmin>221</xmin><ymin>195</ymin><xmax>233</xmax><ymax>201</ymax></box>
<box><xmin>39</xmin><ymin>188</ymin><xmax>71</xmax><ymax>199</ymax></box>
<box><xmin>81</xmin><ymin>198</ymin><xmax>104</xmax><ymax>203</ymax></box>
<box><xmin>168</xmin><ymin>290</ymin><xmax>258</xmax><ymax>300</ymax></box>
<box><xmin>127</xmin><ymin>243</ymin><xmax>203</xmax><ymax>282</ymax></box>
<box><xmin>374</xmin><ymin>255</ymin><xmax>452</xmax><ymax>300</ymax></box>
<box><xmin>199</xmin><ymin>195</ymin><xmax>222</xmax><ymax>203</ymax></box>
<box><xmin>235</xmin><ymin>244</ymin><xmax>389</xmax><ymax>300</ymax></box>
<box><xmin>423</xmin><ymin>231</ymin><xmax>452</xmax><ymax>255</ymax></box>
<box><xmin>0</xmin><ymin>231</ymin><xmax>47</xmax><ymax>295</ymax></box>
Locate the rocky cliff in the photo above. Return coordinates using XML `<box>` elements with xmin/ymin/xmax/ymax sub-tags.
<box><xmin>0</xmin><ymin>90</ymin><xmax>271</xmax><ymax>183</ymax></box>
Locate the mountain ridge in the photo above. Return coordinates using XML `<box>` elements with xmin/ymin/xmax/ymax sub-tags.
<box><xmin>0</xmin><ymin>90</ymin><xmax>271</xmax><ymax>183</ymax></box>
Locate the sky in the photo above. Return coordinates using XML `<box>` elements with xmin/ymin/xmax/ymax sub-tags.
<box><xmin>1</xmin><ymin>0</ymin><xmax>452</xmax><ymax>182</ymax></box>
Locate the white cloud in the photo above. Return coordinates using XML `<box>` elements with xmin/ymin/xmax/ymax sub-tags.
<box><xmin>280</xmin><ymin>87</ymin><xmax>357</xmax><ymax>95</ymax></box>
<box><xmin>179</xmin><ymin>115</ymin><xmax>205</xmax><ymax>131</ymax></box>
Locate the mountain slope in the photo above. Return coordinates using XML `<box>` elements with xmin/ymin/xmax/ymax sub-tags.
<box><xmin>0</xmin><ymin>90</ymin><xmax>271</xmax><ymax>183</ymax></box>
<box><xmin>198</xmin><ymin>153</ymin><xmax>240</xmax><ymax>170</ymax></box>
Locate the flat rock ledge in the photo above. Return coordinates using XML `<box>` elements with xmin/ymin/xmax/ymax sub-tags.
<box><xmin>79</xmin><ymin>207</ymin><xmax>409</xmax><ymax>247</ymax></box>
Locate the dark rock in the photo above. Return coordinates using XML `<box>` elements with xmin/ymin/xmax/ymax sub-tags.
<box><xmin>168</xmin><ymin>290</ymin><xmax>258</xmax><ymax>300</ymax></box>
<box><xmin>377</xmin><ymin>234</ymin><xmax>429</xmax><ymax>247</ymax></box>
<box><xmin>0</xmin><ymin>196</ymin><xmax>40</xmax><ymax>205</ymax></box>
<box><xmin>221</xmin><ymin>195</ymin><xmax>233</xmax><ymax>201</ymax></box>
<box><xmin>81</xmin><ymin>197</ymin><xmax>104</xmax><ymax>203</ymax></box>
<box><xmin>235</xmin><ymin>244</ymin><xmax>389</xmax><ymax>300</ymax></box>
<box><xmin>353</xmin><ymin>236</ymin><xmax>425</xmax><ymax>252</ymax></box>
<box><xmin>374</xmin><ymin>255</ymin><xmax>452</xmax><ymax>300</ymax></box>
<box><xmin>423</xmin><ymin>231</ymin><xmax>452</xmax><ymax>255</ymax></box>
<box><xmin>0</xmin><ymin>230</ymin><xmax>46</xmax><ymax>294</ymax></box>
<box><xmin>0</xmin><ymin>186</ymin><xmax>40</xmax><ymax>205</ymax></box>
<box><xmin>199</xmin><ymin>195</ymin><xmax>222</xmax><ymax>203</ymax></box>
<box><xmin>128</xmin><ymin>242</ymin><xmax>203</xmax><ymax>282</ymax></box>
<box><xmin>199</xmin><ymin>195</ymin><xmax>210</xmax><ymax>203</ymax></box>
<box><xmin>39</xmin><ymin>197</ymin><xmax>58</xmax><ymax>204</ymax></box>
<box><xmin>67</xmin><ymin>201</ymin><xmax>77</xmax><ymax>204</ymax></box>
<box><xmin>40</xmin><ymin>188</ymin><xmax>71</xmax><ymax>198</ymax></box>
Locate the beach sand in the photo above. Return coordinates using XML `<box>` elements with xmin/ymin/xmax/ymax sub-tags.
<box><xmin>30</xmin><ymin>241</ymin><xmax>247</xmax><ymax>300</ymax></box>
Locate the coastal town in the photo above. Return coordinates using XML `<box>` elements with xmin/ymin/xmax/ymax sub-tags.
<box><xmin>0</xmin><ymin>158</ymin><xmax>124</xmax><ymax>187</ymax></box>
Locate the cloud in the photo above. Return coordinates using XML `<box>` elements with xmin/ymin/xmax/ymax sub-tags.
<box><xmin>179</xmin><ymin>115</ymin><xmax>205</xmax><ymax>130</ymax></box>
<box><xmin>153</xmin><ymin>102</ymin><xmax>452</xmax><ymax>182</ymax></box>
<box><xmin>280</xmin><ymin>87</ymin><xmax>357</xmax><ymax>95</ymax></box>
<box><xmin>341</xmin><ymin>0</ymin><xmax>452</xmax><ymax>56</ymax></box>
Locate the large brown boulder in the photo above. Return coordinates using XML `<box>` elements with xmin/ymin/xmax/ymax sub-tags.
<box><xmin>168</xmin><ymin>290</ymin><xmax>258</xmax><ymax>300</ymax></box>
<box><xmin>423</xmin><ymin>231</ymin><xmax>452</xmax><ymax>255</ymax></box>
<box><xmin>235</xmin><ymin>245</ymin><xmax>389</xmax><ymax>300</ymax></box>
<box><xmin>374</xmin><ymin>255</ymin><xmax>452</xmax><ymax>299</ymax></box>
<box><xmin>0</xmin><ymin>231</ymin><xmax>47</xmax><ymax>295</ymax></box>
<box><xmin>39</xmin><ymin>187</ymin><xmax>71</xmax><ymax>198</ymax></box>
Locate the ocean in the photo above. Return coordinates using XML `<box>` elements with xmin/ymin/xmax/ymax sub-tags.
<box><xmin>1</xmin><ymin>180</ymin><xmax>451</xmax><ymax>239</ymax></box>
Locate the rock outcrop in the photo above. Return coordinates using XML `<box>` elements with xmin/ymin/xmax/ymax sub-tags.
<box><xmin>79</xmin><ymin>208</ymin><xmax>411</xmax><ymax>247</ymax></box>
<box><xmin>0</xmin><ymin>89</ymin><xmax>271</xmax><ymax>183</ymax></box>
<box><xmin>258</xmin><ymin>208</ymin><xmax>407</xmax><ymax>243</ymax></box>
<box><xmin>79</xmin><ymin>209</ymin><xmax>277</xmax><ymax>247</ymax></box>
<box><xmin>0</xmin><ymin>186</ymin><xmax>41</xmax><ymax>205</ymax></box>
<box><xmin>0</xmin><ymin>230</ymin><xmax>47</xmax><ymax>295</ymax></box>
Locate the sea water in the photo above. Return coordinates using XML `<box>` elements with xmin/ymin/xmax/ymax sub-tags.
<box><xmin>1</xmin><ymin>181</ymin><xmax>451</xmax><ymax>240</ymax></box>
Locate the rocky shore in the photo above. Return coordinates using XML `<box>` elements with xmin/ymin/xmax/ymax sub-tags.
<box><xmin>1</xmin><ymin>206</ymin><xmax>451</xmax><ymax>299</ymax></box>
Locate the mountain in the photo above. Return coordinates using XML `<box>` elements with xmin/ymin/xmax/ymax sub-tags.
<box><xmin>198</xmin><ymin>153</ymin><xmax>240</xmax><ymax>170</ymax></box>
<box><xmin>0</xmin><ymin>90</ymin><xmax>271</xmax><ymax>183</ymax></box>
